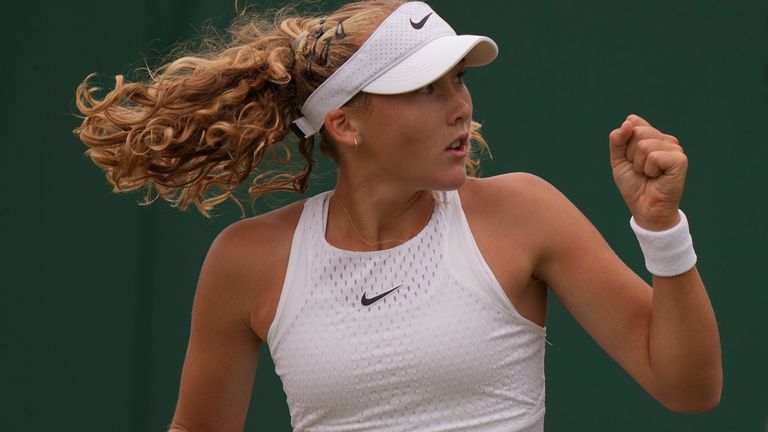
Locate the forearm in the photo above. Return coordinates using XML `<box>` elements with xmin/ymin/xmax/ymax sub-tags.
<box><xmin>607</xmin><ymin>115</ymin><xmax>722</xmax><ymax>411</ymax></box>
<box><xmin>647</xmin><ymin>267</ymin><xmax>722</xmax><ymax>412</ymax></box>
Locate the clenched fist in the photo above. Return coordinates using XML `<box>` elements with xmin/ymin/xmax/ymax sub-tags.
<box><xmin>609</xmin><ymin>114</ymin><xmax>688</xmax><ymax>231</ymax></box>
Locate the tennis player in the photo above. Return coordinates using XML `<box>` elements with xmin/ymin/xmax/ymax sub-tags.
<box><xmin>75</xmin><ymin>1</ymin><xmax>722</xmax><ymax>430</ymax></box>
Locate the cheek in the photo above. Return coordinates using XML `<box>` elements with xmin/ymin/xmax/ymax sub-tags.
<box><xmin>379</xmin><ymin>112</ymin><xmax>427</xmax><ymax>140</ymax></box>
<box><xmin>363</xmin><ymin>97</ymin><xmax>449</xmax><ymax>151</ymax></box>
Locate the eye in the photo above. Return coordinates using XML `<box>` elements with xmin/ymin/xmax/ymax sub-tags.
<box><xmin>416</xmin><ymin>83</ymin><xmax>435</xmax><ymax>94</ymax></box>
<box><xmin>455</xmin><ymin>69</ymin><xmax>467</xmax><ymax>84</ymax></box>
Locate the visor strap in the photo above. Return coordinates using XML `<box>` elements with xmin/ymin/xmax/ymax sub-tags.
<box><xmin>291</xmin><ymin>117</ymin><xmax>315</xmax><ymax>139</ymax></box>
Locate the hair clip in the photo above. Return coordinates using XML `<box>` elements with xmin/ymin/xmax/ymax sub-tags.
<box><xmin>335</xmin><ymin>20</ymin><xmax>346</xmax><ymax>39</ymax></box>
<box><xmin>306</xmin><ymin>48</ymin><xmax>316</xmax><ymax>75</ymax></box>
<box><xmin>292</xmin><ymin>31</ymin><xmax>309</xmax><ymax>52</ymax></box>
<box><xmin>317</xmin><ymin>39</ymin><xmax>332</xmax><ymax>66</ymax></box>
<box><xmin>312</xmin><ymin>17</ymin><xmax>327</xmax><ymax>39</ymax></box>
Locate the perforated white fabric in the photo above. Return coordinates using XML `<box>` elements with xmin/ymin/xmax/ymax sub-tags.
<box><xmin>268</xmin><ymin>190</ymin><xmax>546</xmax><ymax>431</ymax></box>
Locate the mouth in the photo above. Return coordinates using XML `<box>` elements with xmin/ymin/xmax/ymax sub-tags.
<box><xmin>445</xmin><ymin>133</ymin><xmax>469</xmax><ymax>156</ymax></box>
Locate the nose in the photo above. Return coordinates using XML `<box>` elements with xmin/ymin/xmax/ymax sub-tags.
<box><xmin>448</xmin><ymin>86</ymin><xmax>472</xmax><ymax>126</ymax></box>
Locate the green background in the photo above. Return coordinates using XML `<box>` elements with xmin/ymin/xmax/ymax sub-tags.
<box><xmin>2</xmin><ymin>0</ymin><xmax>766</xmax><ymax>430</ymax></box>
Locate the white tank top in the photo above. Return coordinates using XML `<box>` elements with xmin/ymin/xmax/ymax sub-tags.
<box><xmin>268</xmin><ymin>190</ymin><xmax>547</xmax><ymax>431</ymax></box>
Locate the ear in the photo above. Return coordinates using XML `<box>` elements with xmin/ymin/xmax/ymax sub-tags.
<box><xmin>324</xmin><ymin>108</ymin><xmax>359</xmax><ymax>151</ymax></box>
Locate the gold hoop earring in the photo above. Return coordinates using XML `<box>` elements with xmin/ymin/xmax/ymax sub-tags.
<box><xmin>353</xmin><ymin>137</ymin><xmax>360</xmax><ymax>150</ymax></box>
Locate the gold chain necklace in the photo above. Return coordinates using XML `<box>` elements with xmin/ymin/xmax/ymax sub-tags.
<box><xmin>335</xmin><ymin>192</ymin><xmax>433</xmax><ymax>247</ymax></box>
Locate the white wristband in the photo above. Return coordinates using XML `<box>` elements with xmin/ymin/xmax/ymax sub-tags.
<box><xmin>630</xmin><ymin>210</ymin><xmax>697</xmax><ymax>277</ymax></box>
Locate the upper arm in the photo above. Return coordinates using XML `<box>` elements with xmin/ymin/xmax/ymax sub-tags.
<box><xmin>170</xmin><ymin>224</ymin><xmax>267</xmax><ymax>432</ymax></box>
<box><xmin>483</xmin><ymin>174</ymin><xmax>656</xmax><ymax>392</ymax></box>
<box><xmin>531</xmin><ymin>176</ymin><xmax>656</xmax><ymax>391</ymax></box>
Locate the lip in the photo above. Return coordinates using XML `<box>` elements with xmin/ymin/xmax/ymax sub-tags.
<box><xmin>444</xmin><ymin>132</ymin><xmax>470</xmax><ymax>157</ymax></box>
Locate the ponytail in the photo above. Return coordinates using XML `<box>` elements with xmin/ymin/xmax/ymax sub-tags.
<box><xmin>74</xmin><ymin>0</ymin><xmax>489</xmax><ymax>216</ymax></box>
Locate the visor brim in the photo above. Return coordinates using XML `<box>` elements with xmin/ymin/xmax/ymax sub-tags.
<box><xmin>362</xmin><ymin>35</ymin><xmax>498</xmax><ymax>95</ymax></box>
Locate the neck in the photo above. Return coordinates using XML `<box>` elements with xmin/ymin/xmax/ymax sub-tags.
<box><xmin>327</xmin><ymin>182</ymin><xmax>435</xmax><ymax>251</ymax></box>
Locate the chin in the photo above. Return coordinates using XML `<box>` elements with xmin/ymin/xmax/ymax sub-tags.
<box><xmin>431</xmin><ymin>171</ymin><xmax>467</xmax><ymax>191</ymax></box>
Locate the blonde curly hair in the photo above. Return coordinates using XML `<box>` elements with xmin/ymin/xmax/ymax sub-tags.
<box><xmin>74</xmin><ymin>0</ymin><xmax>488</xmax><ymax>216</ymax></box>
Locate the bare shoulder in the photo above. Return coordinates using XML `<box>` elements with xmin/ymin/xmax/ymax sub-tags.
<box><xmin>197</xmin><ymin>198</ymin><xmax>307</xmax><ymax>340</ymax></box>
<box><xmin>459</xmin><ymin>172</ymin><xmax>572</xmax><ymax>225</ymax></box>
<box><xmin>172</xmin><ymin>200</ymin><xmax>308</xmax><ymax>431</ymax></box>
<box><xmin>209</xmin><ymin>199</ymin><xmax>307</xmax><ymax>268</ymax></box>
<box><xmin>455</xmin><ymin>173</ymin><xmax>577</xmax><ymax>324</ymax></box>
<box><xmin>459</xmin><ymin>173</ymin><xmax>594</xmax><ymax>273</ymax></box>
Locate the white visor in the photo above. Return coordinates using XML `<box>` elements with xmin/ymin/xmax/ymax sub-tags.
<box><xmin>291</xmin><ymin>1</ymin><xmax>498</xmax><ymax>138</ymax></box>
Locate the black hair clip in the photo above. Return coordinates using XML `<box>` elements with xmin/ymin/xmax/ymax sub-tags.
<box><xmin>292</xmin><ymin>31</ymin><xmax>308</xmax><ymax>53</ymax></box>
<box><xmin>313</xmin><ymin>17</ymin><xmax>327</xmax><ymax>39</ymax></box>
<box><xmin>317</xmin><ymin>39</ymin><xmax>331</xmax><ymax>66</ymax></box>
<box><xmin>306</xmin><ymin>16</ymin><xmax>333</xmax><ymax>74</ymax></box>
<box><xmin>305</xmin><ymin>46</ymin><xmax>316</xmax><ymax>75</ymax></box>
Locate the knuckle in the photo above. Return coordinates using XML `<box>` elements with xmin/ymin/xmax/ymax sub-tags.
<box><xmin>636</xmin><ymin>139</ymin><xmax>653</xmax><ymax>153</ymax></box>
<box><xmin>660</xmin><ymin>134</ymin><xmax>680</xmax><ymax>148</ymax></box>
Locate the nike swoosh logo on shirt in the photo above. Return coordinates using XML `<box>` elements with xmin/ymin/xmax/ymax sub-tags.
<box><xmin>409</xmin><ymin>13</ymin><xmax>432</xmax><ymax>30</ymax></box>
<box><xmin>361</xmin><ymin>284</ymin><xmax>404</xmax><ymax>306</ymax></box>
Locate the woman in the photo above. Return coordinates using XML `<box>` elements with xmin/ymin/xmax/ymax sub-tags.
<box><xmin>75</xmin><ymin>1</ymin><xmax>722</xmax><ymax>431</ymax></box>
